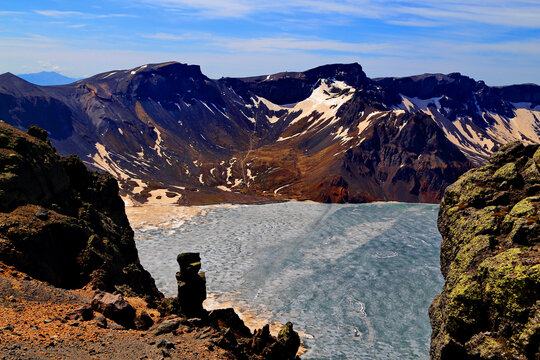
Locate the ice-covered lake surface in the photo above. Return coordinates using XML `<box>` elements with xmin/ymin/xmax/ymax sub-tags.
<box><xmin>134</xmin><ymin>202</ymin><xmax>443</xmax><ymax>360</ymax></box>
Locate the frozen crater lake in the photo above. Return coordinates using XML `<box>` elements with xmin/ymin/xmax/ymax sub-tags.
<box><xmin>133</xmin><ymin>202</ymin><xmax>443</xmax><ymax>360</ymax></box>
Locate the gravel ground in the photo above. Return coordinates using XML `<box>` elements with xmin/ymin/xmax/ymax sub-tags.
<box><xmin>0</xmin><ymin>262</ymin><xmax>236</xmax><ymax>360</ymax></box>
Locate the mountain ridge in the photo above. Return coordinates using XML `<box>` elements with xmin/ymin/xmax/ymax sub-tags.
<box><xmin>1</xmin><ymin>61</ymin><xmax>539</xmax><ymax>204</ymax></box>
<box><xmin>16</xmin><ymin>71</ymin><xmax>79</xmax><ymax>86</ymax></box>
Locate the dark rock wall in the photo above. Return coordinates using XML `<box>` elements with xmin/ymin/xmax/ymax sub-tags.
<box><xmin>0</xmin><ymin>122</ymin><xmax>161</xmax><ymax>300</ymax></box>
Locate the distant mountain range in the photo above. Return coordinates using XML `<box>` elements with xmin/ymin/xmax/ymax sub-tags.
<box><xmin>16</xmin><ymin>71</ymin><xmax>79</xmax><ymax>86</ymax></box>
<box><xmin>1</xmin><ymin>62</ymin><xmax>539</xmax><ymax>204</ymax></box>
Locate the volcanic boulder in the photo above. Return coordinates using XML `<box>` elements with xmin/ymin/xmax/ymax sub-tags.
<box><xmin>91</xmin><ymin>291</ymin><xmax>136</xmax><ymax>329</ymax></box>
<box><xmin>208</xmin><ymin>308</ymin><xmax>252</xmax><ymax>338</ymax></box>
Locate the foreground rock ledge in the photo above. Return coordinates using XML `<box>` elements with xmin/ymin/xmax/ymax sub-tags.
<box><xmin>430</xmin><ymin>142</ymin><xmax>540</xmax><ymax>360</ymax></box>
<box><xmin>0</xmin><ymin>123</ymin><xmax>161</xmax><ymax>300</ymax></box>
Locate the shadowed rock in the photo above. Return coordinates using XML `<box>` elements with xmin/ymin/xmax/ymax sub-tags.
<box><xmin>209</xmin><ymin>308</ymin><xmax>251</xmax><ymax>338</ymax></box>
<box><xmin>91</xmin><ymin>291</ymin><xmax>136</xmax><ymax>329</ymax></box>
<box><xmin>176</xmin><ymin>253</ymin><xmax>207</xmax><ymax>318</ymax></box>
<box><xmin>0</xmin><ymin>122</ymin><xmax>162</xmax><ymax>300</ymax></box>
<box><xmin>278</xmin><ymin>322</ymin><xmax>301</xmax><ymax>359</ymax></box>
<box><xmin>166</xmin><ymin>253</ymin><xmax>302</xmax><ymax>359</ymax></box>
<box><xmin>150</xmin><ymin>317</ymin><xmax>182</xmax><ymax>336</ymax></box>
<box><xmin>65</xmin><ymin>306</ymin><xmax>94</xmax><ymax>321</ymax></box>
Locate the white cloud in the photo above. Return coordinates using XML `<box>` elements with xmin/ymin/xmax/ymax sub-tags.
<box><xmin>143</xmin><ymin>32</ymin><xmax>212</xmax><ymax>41</ymax></box>
<box><xmin>141</xmin><ymin>33</ymin><xmax>404</xmax><ymax>55</ymax></box>
<box><xmin>35</xmin><ymin>10</ymin><xmax>84</xmax><ymax>17</ymax></box>
<box><xmin>455</xmin><ymin>40</ymin><xmax>540</xmax><ymax>56</ymax></box>
<box><xmin>138</xmin><ymin>0</ymin><xmax>254</xmax><ymax>17</ymax></box>
<box><xmin>386</xmin><ymin>19</ymin><xmax>440</xmax><ymax>27</ymax></box>
<box><xmin>34</xmin><ymin>10</ymin><xmax>137</xmax><ymax>19</ymax></box>
<box><xmin>95</xmin><ymin>13</ymin><xmax>137</xmax><ymax>18</ymax></box>
<box><xmin>395</xmin><ymin>2</ymin><xmax>540</xmax><ymax>28</ymax></box>
<box><xmin>215</xmin><ymin>37</ymin><xmax>401</xmax><ymax>55</ymax></box>
<box><xmin>135</xmin><ymin>0</ymin><xmax>540</xmax><ymax>28</ymax></box>
<box><xmin>0</xmin><ymin>11</ymin><xmax>26</xmax><ymax>15</ymax></box>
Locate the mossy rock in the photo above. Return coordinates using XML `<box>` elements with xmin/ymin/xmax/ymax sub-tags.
<box><xmin>465</xmin><ymin>333</ymin><xmax>512</xmax><ymax>360</ymax></box>
<box><xmin>512</xmin><ymin>305</ymin><xmax>540</xmax><ymax>356</ymax></box>
<box><xmin>446</xmin><ymin>275</ymin><xmax>483</xmax><ymax>338</ymax></box>
<box><xmin>493</xmin><ymin>162</ymin><xmax>518</xmax><ymax>182</ymax></box>
<box><xmin>533</xmin><ymin>147</ymin><xmax>540</xmax><ymax>166</ymax></box>
<box><xmin>431</xmin><ymin>142</ymin><xmax>540</xmax><ymax>360</ymax></box>
<box><xmin>523</xmin><ymin>162</ymin><xmax>540</xmax><ymax>183</ymax></box>
<box><xmin>479</xmin><ymin>248</ymin><xmax>540</xmax><ymax>318</ymax></box>
<box><xmin>507</xmin><ymin>218</ymin><xmax>538</xmax><ymax>245</ymax></box>
<box><xmin>448</xmin><ymin>235</ymin><xmax>491</xmax><ymax>284</ymax></box>
<box><xmin>509</xmin><ymin>196</ymin><xmax>539</xmax><ymax>218</ymax></box>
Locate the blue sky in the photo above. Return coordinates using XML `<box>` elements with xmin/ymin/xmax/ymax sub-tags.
<box><xmin>0</xmin><ymin>0</ymin><xmax>539</xmax><ymax>85</ymax></box>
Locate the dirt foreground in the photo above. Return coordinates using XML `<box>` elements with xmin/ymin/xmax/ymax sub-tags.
<box><xmin>0</xmin><ymin>263</ymin><xmax>235</xmax><ymax>360</ymax></box>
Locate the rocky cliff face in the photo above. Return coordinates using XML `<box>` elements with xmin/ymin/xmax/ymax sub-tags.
<box><xmin>0</xmin><ymin>62</ymin><xmax>539</xmax><ymax>204</ymax></box>
<box><xmin>0</xmin><ymin>122</ymin><xmax>161</xmax><ymax>300</ymax></box>
<box><xmin>430</xmin><ymin>142</ymin><xmax>539</xmax><ymax>359</ymax></box>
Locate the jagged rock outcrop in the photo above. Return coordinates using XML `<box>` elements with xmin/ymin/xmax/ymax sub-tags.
<box><xmin>208</xmin><ymin>308</ymin><xmax>252</xmax><ymax>338</ymax></box>
<box><xmin>430</xmin><ymin>142</ymin><xmax>540</xmax><ymax>360</ymax></box>
<box><xmin>248</xmin><ymin>322</ymin><xmax>301</xmax><ymax>360</ymax></box>
<box><xmin>0</xmin><ymin>122</ymin><xmax>161</xmax><ymax>300</ymax></box>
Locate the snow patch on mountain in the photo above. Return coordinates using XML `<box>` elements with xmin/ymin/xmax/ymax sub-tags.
<box><xmin>252</xmin><ymin>97</ymin><xmax>286</xmax><ymax>123</ymax></box>
<box><xmin>90</xmin><ymin>143</ymin><xmax>133</xmax><ymax>180</ymax></box>
<box><xmin>397</xmin><ymin>95</ymin><xmax>443</xmax><ymax>113</ymax></box>
<box><xmin>288</xmin><ymin>80</ymin><xmax>355</xmax><ymax>126</ymax></box>
<box><xmin>277</xmin><ymin>79</ymin><xmax>355</xmax><ymax>141</ymax></box>
<box><xmin>152</xmin><ymin>127</ymin><xmax>164</xmax><ymax>157</ymax></box>
<box><xmin>103</xmin><ymin>72</ymin><xmax>117</xmax><ymax>79</ymax></box>
<box><xmin>397</xmin><ymin>94</ymin><xmax>540</xmax><ymax>164</ymax></box>
<box><xmin>147</xmin><ymin>189</ymin><xmax>181</xmax><ymax>205</ymax></box>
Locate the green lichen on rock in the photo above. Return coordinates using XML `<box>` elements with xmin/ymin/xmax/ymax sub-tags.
<box><xmin>493</xmin><ymin>162</ymin><xmax>518</xmax><ymax>182</ymax></box>
<box><xmin>448</xmin><ymin>235</ymin><xmax>491</xmax><ymax>284</ymax></box>
<box><xmin>509</xmin><ymin>196</ymin><xmax>539</xmax><ymax>218</ymax></box>
<box><xmin>465</xmin><ymin>333</ymin><xmax>510</xmax><ymax>360</ymax></box>
<box><xmin>523</xmin><ymin>161</ymin><xmax>540</xmax><ymax>183</ymax></box>
<box><xmin>445</xmin><ymin>274</ymin><xmax>483</xmax><ymax>339</ymax></box>
<box><xmin>431</xmin><ymin>142</ymin><xmax>540</xmax><ymax>360</ymax></box>
<box><xmin>277</xmin><ymin>322</ymin><xmax>301</xmax><ymax>359</ymax></box>
<box><xmin>533</xmin><ymin>147</ymin><xmax>540</xmax><ymax>166</ymax></box>
<box><xmin>479</xmin><ymin>248</ymin><xmax>539</xmax><ymax>318</ymax></box>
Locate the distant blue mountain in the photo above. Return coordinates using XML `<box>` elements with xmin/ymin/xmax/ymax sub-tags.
<box><xmin>17</xmin><ymin>71</ymin><xmax>79</xmax><ymax>86</ymax></box>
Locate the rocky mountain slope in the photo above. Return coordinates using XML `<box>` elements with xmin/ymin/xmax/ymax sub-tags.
<box><xmin>0</xmin><ymin>62</ymin><xmax>539</xmax><ymax>204</ymax></box>
<box><xmin>0</xmin><ymin>122</ymin><xmax>160</xmax><ymax>299</ymax></box>
<box><xmin>429</xmin><ymin>142</ymin><xmax>539</xmax><ymax>359</ymax></box>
